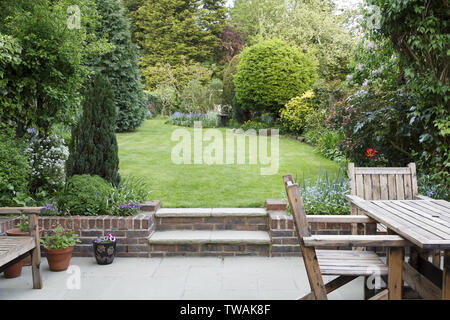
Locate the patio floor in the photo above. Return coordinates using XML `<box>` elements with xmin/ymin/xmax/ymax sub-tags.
<box><xmin>0</xmin><ymin>256</ymin><xmax>365</xmax><ymax>300</ymax></box>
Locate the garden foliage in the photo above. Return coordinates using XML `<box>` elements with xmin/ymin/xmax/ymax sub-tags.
<box><xmin>91</xmin><ymin>0</ymin><xmax>147</xmax><ymax>132</ymax></box>
<box><xmin>135</xmin><ymin>0</ymin><xmax>227</xmax><ymax>88</ymax></box>
<box><xmin>66</xmin><ymin>74</ymin><xmax>121</xmax><ymax>186</ymax></box>
<box><xmin>280</xmin><ymin>90</ymin><xmax>316</xmax><ymax>135</ymax></box>
<box><xmin>0</xmin><ymin>130</ymin><xmax>30</xmax><ymax>206</ymax></box>
<box><xmin>234</xmin><ymin>39</ymin><xmax>318</xmax><ymax>116</ymax></box>
<box><xmin>57</xmin><ymin>175</ymin><xmax>113</xmax><ymax>216</ymax></box>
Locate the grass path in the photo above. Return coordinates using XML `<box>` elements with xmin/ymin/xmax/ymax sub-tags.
<box><xmin>117</xmin><ymin>118</ymin><xmax>340</xmax><ymax>207</ymax></box>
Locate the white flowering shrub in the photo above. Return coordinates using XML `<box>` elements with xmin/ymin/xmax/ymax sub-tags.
<box><xmin>25</xmin><ymin>131</ymin><xmax>69</xmax><ymax>196</ymax></box>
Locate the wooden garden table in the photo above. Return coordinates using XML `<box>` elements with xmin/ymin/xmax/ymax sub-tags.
<box><xmin>346</xmin><ymin>196</ymin><xmax>450</xmax><ymax>300</ymax></box>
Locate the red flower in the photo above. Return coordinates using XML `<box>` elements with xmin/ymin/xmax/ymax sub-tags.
<box><xmin>365</xmin><ymin>148</ymin><xmax>378</xmax><ymax>160</ymax></box>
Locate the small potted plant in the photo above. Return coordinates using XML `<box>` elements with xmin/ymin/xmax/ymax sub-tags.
<box><xmin>41</xmin><ymin>224</ymin><xmax>80</xmax><ymax>271</ymax></box>
<box><xmin>93</xmin><ymin>233</ymin><xmax>117</xmax><ymax>265</ymax></box>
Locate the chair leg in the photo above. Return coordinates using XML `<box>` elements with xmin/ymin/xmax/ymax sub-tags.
<box><xmin>388</xmin><ymin>247</ymin><xmax>404</xmax><ymax>300</ymax></box>
<box><xmin>298</xmin><ymin>276</ymin><xmax>357</xmax><ymax>300</ymax></box>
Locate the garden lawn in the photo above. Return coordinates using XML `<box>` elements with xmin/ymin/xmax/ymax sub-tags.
<box><xmin>117</xmin><ymin>118</ymin><xmax>340</xmax><ymax>207</ymax></box>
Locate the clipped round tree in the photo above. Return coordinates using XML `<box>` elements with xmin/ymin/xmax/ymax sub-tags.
<box><xmin>234</xmin><ymin>39</ymin><xmax>318</xmax><ymax>115</ymax></box>
<box><xmin>66</xmin><ymin>74</ymin><xmax>120</xmax><ymax>187</ymax></box>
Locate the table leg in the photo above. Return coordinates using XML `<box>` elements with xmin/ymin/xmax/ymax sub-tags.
<box><xmin>443</xmin><ymin>250</ymin><xmax>450</xmax><ymax>300</ymax></box>
<box><xmin>388</xmin><ymin>247</ymin><xmax>404</xmax><ymax>300</ymax></box>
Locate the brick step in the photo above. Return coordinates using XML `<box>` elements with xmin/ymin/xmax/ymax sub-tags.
<box><xmin>155</xmin><ymin>208</ymin><xmax>268</xmax><ymax>231</ymax></box>
<box><xmin>148</xmin><ymin>230</ymin><xmax>271</xmax><ymax>257</ymax></box>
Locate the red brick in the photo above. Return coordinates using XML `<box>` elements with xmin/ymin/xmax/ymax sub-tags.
<box><xmin>111</xmin><ymin>217</ymin><xmax>118</xmax><ymax>229</ymax></box>
<box><xmin>118</xmin><ymin>217</ymin><xmax>126</xmax><ymax>230</ymax></box>
<box><xmin>133</xmin><ymin>217</ymin><xmax>141</xmax><ymax>229</ymax></box>
<box><xmin>127</xmin><ymin>244</ymin><xmax>148</xmax><ymax>253</ymax></box>
<box><xmin>96</xmin><ymin>218</ymin><xmax>104</xmax><ymax>229</ymax></box>
<box><xmin>88</xmin><ymin>218</ymin><xmax>96</xmax><ymax>229</ymax></box>
<box><xmin>141</xmin><ymin>217</ymin><xmax>149</xmax><ymax>229</ymax></box>
<box><xmin>151</xmin><ymin>244</ymin><xmax>176</xmax><ymax>252</ymax></box>
<box><xmin>103</xmin><ymin>218</ymin><xmax>111</xmax><ymax>230</ymax></box>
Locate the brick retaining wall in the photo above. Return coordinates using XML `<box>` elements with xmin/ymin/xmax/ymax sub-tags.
<box><xmin>0</xmin><ymin>199</ymin><xmax>363</xmax><ymax>257</ymax></box>
<box><xmin>268</xmin><ymin>211</ymin><xmax>364</xmax><ymax>256</ymax></box>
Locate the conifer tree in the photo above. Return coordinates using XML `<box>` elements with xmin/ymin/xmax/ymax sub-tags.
<box><xmin>135</xmin><ymin>0</ymin><xmax>226</xmax><ymax>79</ymax></box>
<box><xmin>90</xmin><ymin>0</ymin><xmax>146</xmax><ymax>132</ymax></box>
<box><xmin>66</xmin><ymin>74</ymin><xmax>121</xmax><ymax>186</ymax></box>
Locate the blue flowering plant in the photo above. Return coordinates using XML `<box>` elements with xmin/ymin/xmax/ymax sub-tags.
<box><xmin>94</xmin><ymin>232</ymin><xmax>116</xmax><ymax>244</ymax></box>
<box><xmin>285</xmin><ymin>170</ymin><xmax>350</xmax><ymax>215</ymax></box>
<box><xmin>111</xmin><ymin>200</ymin><xmax>142</xmax><ymax>216</ymax></box>
<box><xmin>169</xmin><ymin>111</ymin><xmax>219</xmax><ymax>128</ymax></box>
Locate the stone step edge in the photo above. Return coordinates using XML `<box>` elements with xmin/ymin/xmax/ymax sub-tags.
<box><xmin>148</xmin><ymin>230</ymin><xmax>271</xmax><ymax>245</ymax></box>
<box><xmin>155</xmin><ymin>208</ymin><xmax>267</xmax><ymax>218</ymax></box>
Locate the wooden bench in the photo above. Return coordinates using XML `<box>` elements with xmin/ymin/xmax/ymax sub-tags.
<box><xmin>0</xmin><ymin>207</ymin><xmax>43</xmax><ymax>289</ymax></box>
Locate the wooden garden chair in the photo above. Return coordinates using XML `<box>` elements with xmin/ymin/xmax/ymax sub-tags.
<box><xmin>283</xmin><ymin>174</ymin><xmax>409</xmax><ymax>300</ymax></box>
<box><xmin>347</xmin><ymin>162</ymin><xmax>441</xmax><ymax>266</ymax></box>
<box><xmin>0</xmin><ymin>207</ymin><xmax>43</xmax><ymax>289</ymax></box>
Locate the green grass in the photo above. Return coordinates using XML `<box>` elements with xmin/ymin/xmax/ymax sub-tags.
<box><xmin>117</xmin><ymin>118</ymin><xmax>340</xmax><ymax>207</ymax></box>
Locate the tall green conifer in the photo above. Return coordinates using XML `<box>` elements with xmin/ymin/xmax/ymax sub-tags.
<box><xmin>90</xmin><ymin>0</ymin><xmax>146</xmax><ymax>132</ymax></box>
<box><xmin>66</xmin><ymin>74</ymin><xmax>121</xmax><ymax>186</ymax></box>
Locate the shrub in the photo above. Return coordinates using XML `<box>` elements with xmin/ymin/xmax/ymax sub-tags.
<box><xmin>234</xmin><ymin>39</ymin><xmax>318</xmax><ymax>115</ymax></box>
<box><xmin>57</xmin><ymin>175</ymin><xmax>114</xmax><ymax>216</ymax></box>
<box><xmin>25</xmin><ymin>131</ymin><xmax>69</xmax><ymax>198</ymax></box>
<box><xmin>0</xmin><ymin>130</ymin><xmax>31</xmax><ymax>206</ymax></box>
<box><xmin>232</xmin><ymin>95</ymin><xmax>247</xmax><ymax>123</ymax></box>
<box><xmin>66</xmin><ymin>74</ymin><xmax>121</xmax><ymax>186</ymax></box>
<box><xmin>179</xmin><ymin>79</ymin><xmax>223</xmax><ymax>114</ymax></box>
<box><xmin>326</xmin><ymin>86</ymin><xmax>420</xmax><ymax>167</ymax></box>
<box><xmin>144</xmin><ymin>91</ymin><xmax>162</xmax><ymax>115</ymax></box>
<box><xmin>108</xmin><ymin>176</ymin><xmax>151</xmax><ymax>216</ymax></box>
<box><xmin>151</xmin><ymin>84</ymin><xmax>180</xmax><ymax>116</ymax></box>
<box><xmin>314</xmin><ymin>131</ymin><xmax>345</xmax><ymax>162</ymax></box>
<box><xmin>293</xmin><ymin>171</ymin><xmax>349</xmax><ymax>215</ymax></box>
<box><xmin>279</xmin><ymin>90</ymin><xmax>316</xmax><ymax>135</ymax></box>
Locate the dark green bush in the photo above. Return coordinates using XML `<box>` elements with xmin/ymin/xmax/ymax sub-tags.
<box><xmin>0</xmin><ymin>130</ymin><xmax>31</xmax><ymax>206</ymax></box>
<box><xmin>58</xmin><ymin>175</ymin><xmax>114</xmax><ymax>216</ymax></box>
<box><xmin>234</xmin><ymin>39</ymin><xmax>318</xmax><ymax>115</ymax></box>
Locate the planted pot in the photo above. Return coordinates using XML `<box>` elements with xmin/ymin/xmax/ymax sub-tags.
<box><xmin>44</xmin><ymin>246</ymin><xmax>74</xmax><ymax>271</ymax></box>
<box><xmin>93</xmin><ymin>241</ymin><xmax>116</xmax><ymax>265</ymax></box>
<box><xmin>6</xmin><ymin>227</ymin><xmax>43</xmax><ymax>266</ymax></box>
<box><xmin>4</xmin><ymin>260</ymin><xmax>23</xmax><ymax>278</ymax></box>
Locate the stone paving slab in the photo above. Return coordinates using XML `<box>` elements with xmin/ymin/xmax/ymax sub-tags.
<box><xmin>0</xmin><ymin>256</ymin><xmax>364</xmax><ymax>300</ymax></box>
<box><xmin>148</xmin><ymin>230</ymin><xmax>271</xmax><ymax>244</ymax></box>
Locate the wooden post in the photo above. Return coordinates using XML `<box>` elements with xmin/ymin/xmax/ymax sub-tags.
<box><xmin>364</xmin><ymin>222</ymin><xmax>377</xmax><ymax>299</ymax></box>
<box><xmin>29</xmin><ymin>213</ymin><xmax>42</xmax><ymax>289</ymax></box>
<box><xmin>443</xmin><ymin>250</ymin><xmax>450</xmax><ymax>300</ymax></box>
<box><xmin>348</xmin><ymin>163</ymin><xmax>358</xmax><ymax>236</ymax></box>
<box><xmin>432</xmin><ymin>250</ymin><xmax>441</xmax><ymax>267</ymax></box>
<box><xmin>388</xmin><ymin>247</ymin><xmax>404</xmax><ymax>300</ymax></box>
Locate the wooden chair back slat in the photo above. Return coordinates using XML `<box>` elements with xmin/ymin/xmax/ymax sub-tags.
<box><xmin>349</xmin><ymin>163</ymin><xmax>419</xmax><ymax>202</ymax></box>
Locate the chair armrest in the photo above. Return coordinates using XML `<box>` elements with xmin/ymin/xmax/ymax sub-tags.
<box><xmin>0</xmin><ymin>207</ymin><xmax>45</xmax><ymax>215</ymax></box>
<box><xmin>306</xmin><ymin>215</ymin><xmax>376</xmax><ymax>224</ymax></box>
<box><xmin>414</xmin><ymin>194</ymin><xmax>434</xmax><ymax>200</ymax></box>
<box><xmin>303</xmin><ymin>235</ymin><xmax>409</xmax><ymax>248</ymax></box>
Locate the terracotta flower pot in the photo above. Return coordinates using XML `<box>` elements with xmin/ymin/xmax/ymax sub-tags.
<box><xmin>4</xmin><ymin>260</ymin><xmax>23</xmax><ymax>278</ymax></box>
<box><xmin>44</xmin><ymin>246</ymin><xmax>74</xmax><ymax>271</ymax></box>
<box><xmin>6</xmin><ymin>228</ymin><xmax>43</xmax><ymax>266</ymax></box>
